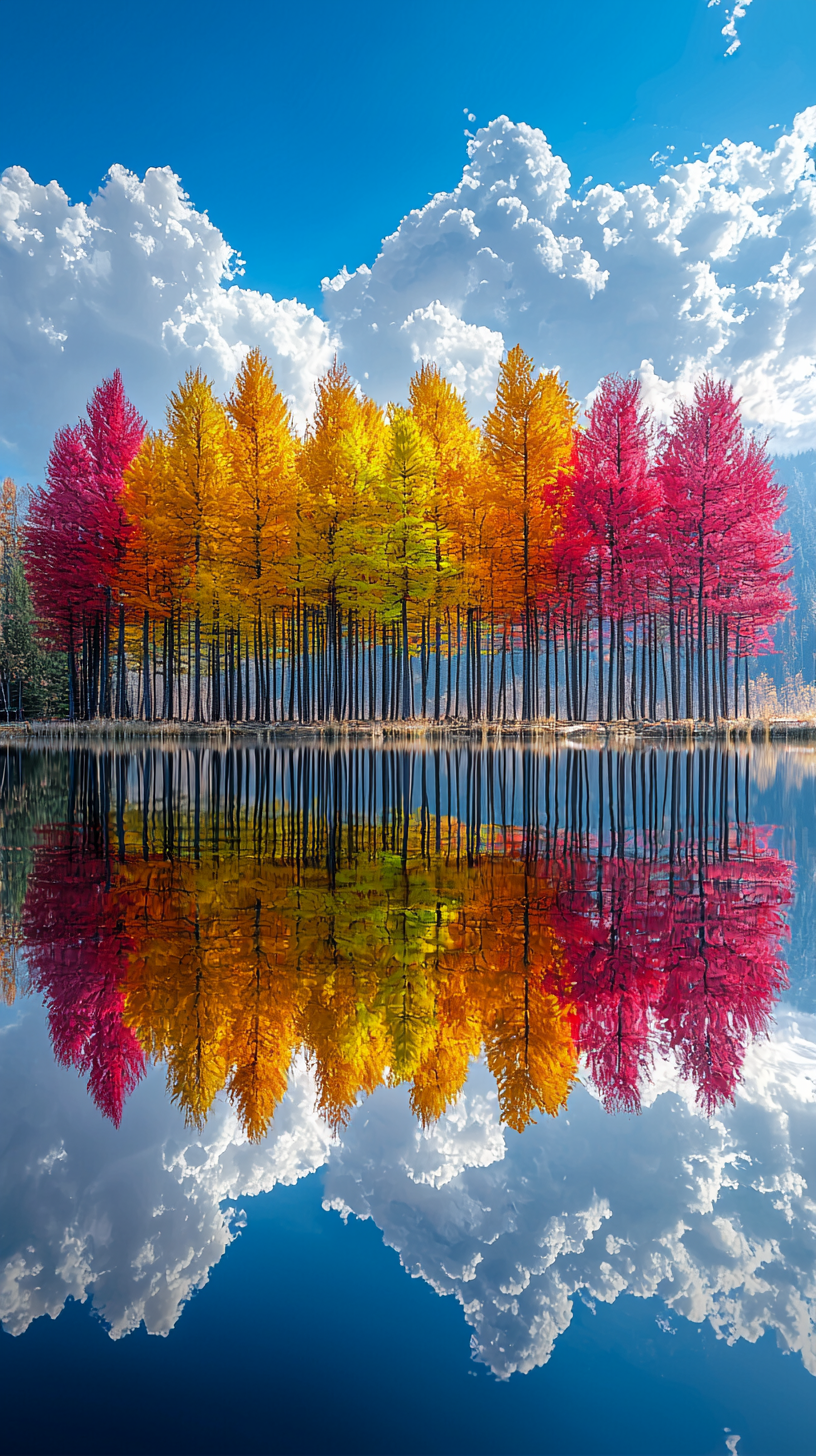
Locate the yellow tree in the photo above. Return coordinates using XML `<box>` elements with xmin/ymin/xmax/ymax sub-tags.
<box><xmin>482</xmin><ymin>346</ymin><xmax>576</xmax><ymax>719</ymax></box>
<box><xmin>378</xmin><ymin>409</ymin><xmax>438</xmax><ymax>719</ymax></box>
<box><xmin>221</xmin><ymin>879</ymin><xmax>307</xmax><ymax>1142</ymax></box>
<box><xmin>122</xmin><ymin>859</ymin><xmax>233</xmax><ymax>1128</ymax></box>
<box><xmin>224</xmin><ymin>349</ymin><xmax>297</xmax><ymax>721</ymax></box>
<box><xmin>409</xmin><ymin>958</ymin><xmax>482</xmax><ymax>1126</ymax></box>
<box><xmin>164</xmin><ymin>370</ymin><xmax>232</xmax><ymax>720</ymax></box>
<box><xmin>121</xmin><ymin>432</ymin><xmax>185</xmax><ymax>718</ymax></box>
<box><xmin>299</xmin><ymin>360</ymin><xmax>385</xmax><ymax>721</ymax></box>
<box><xmin>464</xmin><ymin>857</ymin><xmax>578</xmax><ymax>1130</ymax></box>
<box><xmin>408</xmin><ymin>365</ymin><xmax>480</xmax><ymax>719</ymax></box>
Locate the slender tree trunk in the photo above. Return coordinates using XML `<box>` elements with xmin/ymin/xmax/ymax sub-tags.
<box><xmin>563</xmin><ymin>607</ymin><xmax>572</xmax><ymax>720</ymax></box>
<box><xmin>194</xmin><ymin>609</ymin><xmax>202</xmax><ymax>721</ymax></box>
<box><xmin>466</xmin><ymin>609</ymin><xmax>473</xmax><ymax>722</ymax></box>
<box><xmin>596</xmin><ymin>568</ymin><xmax>604</xmax><ymax>723</ymax></box>
<box><xmin>487</xmin><ymin>611</ymin><xmax>495</xmax><ymax>721</ymax></box>
<box><xmin>401</xmin><ymin>596</ymin><xmax>411</xmax><ymax>720</ymax></box>
<box><xmin>454</xmin><ymin>607</ymin><xmax>461</xmax><ymax>719</ymax></box>
<box><xmin>545</xmin><ymin>605</ymin><xmax>551</xmax><ymax>720</ymax></box>
<box><xmin>302</xmin><ymin>602</ymin><xmax>310</xmax><ymax>723</ymax></box>
<box><xmin>68</xmin><ymin>617</ymin><xmax>77</xmax><ymax>722</ymax></box>
<box><xmin>434</xmin><ymin>615</ymin><xmax>442</xmax><ymax>721</ymax></box>
<box><xmin>668</xmin><ymin>582</ymin><xmax>678</xmax><ymax>719</ymax></box>
<box><xmin>445</xmin><ymin>608</ymin><xmax>453</xmax><ymax>720</ymax></box>
<box><xmin>606</xmin><ymin>614</ymin><xmax>614</xmax><ymax>721</ymax></box>
<box><xmin>272</xmin><ymin>611</ymin><xmax>278</xmax><ymax>719</ymax></box>
<box><xmin>381</xmin><ymin>622</ymin><xmax>389</xmax><ymax>721</ymax></box>
<box><xmin>102</xmin><ymin>590</ymin><xmax>111</xmax><ymax>718</ymax></box>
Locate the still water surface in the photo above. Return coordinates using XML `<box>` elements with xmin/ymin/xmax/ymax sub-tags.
<box><xmin>2</xmin><ymin>741</ymin><xmax>816</xmax><ymax>1455</ymax></box>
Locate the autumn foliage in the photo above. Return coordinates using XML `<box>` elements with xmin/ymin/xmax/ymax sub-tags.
<box><xmin>22</xmin><ymin>352</ymin><xmax>790</xmax><ymax>724</ymax></box>
<box><xmin>14</xmin><ymin>743</ymin><xmax>791</xmax><ymax>1135</ymax></box>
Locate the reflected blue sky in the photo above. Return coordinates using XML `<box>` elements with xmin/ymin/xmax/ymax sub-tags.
<box><xmin>4</xmin><ymin>989</ymin><xmax>816</xmax><ymax>1454</ymax></box>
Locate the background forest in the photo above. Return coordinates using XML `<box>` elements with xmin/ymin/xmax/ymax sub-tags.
<box><xmin>776</xmin><ymin>450</ymin><xmax>816</xmax><ymax>679</ymax></box>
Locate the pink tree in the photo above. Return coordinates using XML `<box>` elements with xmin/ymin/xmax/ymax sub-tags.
<box><xmin>658</xmin><ymin>377</ymin><xmax>791</xmax><ymax>720</ymax></box>
<box><xmin>549</xmin><ymin>856</ymin><xmax>666</xmax><ymax>1112</ymax></box>
<box><xmin>564</xmin><ymin>376</ymin><xmax>661</xmax><ymax>721</ymax></box>
<box><xmin>658</xmin><ymin>843</ymin><xmax>791</xmax><ymax>1113</ymax></box>
<box><xmin>24</xmin><ymin>371</ymin><xmax>144</xmax><ymax>718</ymax></box>
<box><xmin>23</xmin><ymin>838</ymin><xmax>145</xmax><ymax>1127</ymax></box>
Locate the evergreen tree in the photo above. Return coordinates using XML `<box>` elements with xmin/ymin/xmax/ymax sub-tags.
<box><xmin>0</xmin><ymin>479</ymin><xmax>66</xmax><ymax>719</ymax></box>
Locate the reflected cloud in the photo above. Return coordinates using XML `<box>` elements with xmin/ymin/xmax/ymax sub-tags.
<box><xmin>325</xmin><ymin>1011</ymin><xmax>816</xmax><ymax>1377</ymax></box>
<box><xmin>0</xmin><ymin>1005</ymin><xmax>331</xmax><ymax>1338</ymax></box>
<box><xmin>5</xmin><ymin>996</ymin><xmax>816</xmax><ymax>1386</ymax></box>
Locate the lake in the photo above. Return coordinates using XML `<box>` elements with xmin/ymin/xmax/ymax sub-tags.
<box><xmin>2</xmin><ymin>738</ymin><xmax>816</xmax><ymax>1456</ymax></box>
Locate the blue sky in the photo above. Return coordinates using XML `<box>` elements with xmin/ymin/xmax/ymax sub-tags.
<box><xmin>3</xmin><ymin>0</ymin><xmax>813</xmax><ymax>306</ymax></box>
<box><xmin>3</xmin><ymin>0</ymin><xmax>816</xmax><ymax>478</ymax></box>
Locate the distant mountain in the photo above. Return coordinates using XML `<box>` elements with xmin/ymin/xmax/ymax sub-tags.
<box><xmin>772</xmin><ymin>451</ymin><xmax>816</xmax><ymax>683</ymax></box>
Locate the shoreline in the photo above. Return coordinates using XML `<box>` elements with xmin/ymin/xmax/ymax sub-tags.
<box><xmin>2</xmin><ymin>716</ymin><xmax>816</xmax><ymax>746</ymax></box>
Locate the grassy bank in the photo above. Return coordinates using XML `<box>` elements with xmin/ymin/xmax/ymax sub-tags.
<box><xmin>2</xmin><ymin>716</ymin><xmax>816</xmax><ymax>746</ymax></box>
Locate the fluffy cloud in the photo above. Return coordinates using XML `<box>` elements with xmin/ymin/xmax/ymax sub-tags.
<box><xmin>324</xmin><ymin>110</ymin><xmax>816</xmax><ymax>447</ymax></box>
<box><xmin>0</xmin><ymin>164</ymin><xmax>333</xmax><ymax>480</ymax></box>
<box><xmin>6</xmin><ymin>996</ymin><xmax>816</xmax><ymax>1387</ymax></box>
<box><xmin>324</xmin><ymin>1009</ymin><xmax>816</xmax><ymax>1378</ymax></box>
<box><xmin>3</xmin><ymin>100</ymin><xmax>816</xmax><ymax>481</ymax></box>
<box><xmin>0</xmin><ymin>1006</ymin><xmax>332</xmax><ymax>1339</ymax></box>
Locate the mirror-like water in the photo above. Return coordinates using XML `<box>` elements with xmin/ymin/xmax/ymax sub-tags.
<box><xmin>3</xmin><ymin>741</ymin><xmax>816</xmax><ymax>1456</ymax></box>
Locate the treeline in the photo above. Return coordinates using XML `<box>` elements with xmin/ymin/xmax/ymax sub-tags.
<box><xmin>12</xmin><ymin>743</ymin><xmax>791</xmax><ymax>1136</ymax></box>
<box><xmin>22</xmin><ymin>348</ymin><xmax>791</xmax><ymax>724</ymax></box>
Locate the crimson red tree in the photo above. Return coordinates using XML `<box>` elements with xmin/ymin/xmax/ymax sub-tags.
<box><xmin>558</xmin><ymin>376</ymin><xmax>661</xmax><ymax>722</ymax></box>
<box><xmin>657</xmin><ymin>845</ymin><xmax>791</xmax><ymax>1113</ymax></box>
<box><xmin>23</xmin><ymin>838</ymin><xmax>145</xmax><ymax>1127</ymax></box>
<box><xmin>24</xmin><ymin>371</ymin><xmax>144</xmax><ymax>719</ymax></box>
<box><xmin>658</xmin><ymin>376</ymin><xmax>791</xmax><ymax>720</ymax></box>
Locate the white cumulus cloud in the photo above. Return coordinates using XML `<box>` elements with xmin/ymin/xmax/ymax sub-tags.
<box><xmin>0</xmin><ymin>164</ymin><xmax>333</xmax><ymax>480</ymax></box>
<box><xmin>325</xmin><ymin>111</ymin><xmax>816</xmax><ymax>447</ymax></box>
<box><xmin>3</xmin><ymin>99</ymin><xmax>816</xmax><ymax>480</ymax></box>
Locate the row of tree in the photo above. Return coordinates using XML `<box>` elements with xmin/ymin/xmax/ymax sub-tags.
<box><xmin>9</xmin><ymin>743</ymin><xmax>792</xmax><ymax>1135</ymax></box>
<box><xmin>22</xmin><ymin>349</ymin><xmax>792</xmax><ymax>723</ymax></box>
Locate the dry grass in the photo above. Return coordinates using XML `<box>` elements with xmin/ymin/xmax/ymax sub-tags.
<box><xmin>749</xmin><ymin>672</ymin><xmax>816</xmax><ymax>721</ymax></box>
<box><xmin>2</xmin><ymin>688</ymin><xmax>816</xmax><ymax>743</ymax></box>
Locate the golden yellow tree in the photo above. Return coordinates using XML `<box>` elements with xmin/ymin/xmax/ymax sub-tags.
<box><xmin>121</xmin><ymin>432</ymin><xmax>185</xmax><ymax>718</ymax></box>
<box><xmin>482</xmin><ymin>346</ymin><xmax>576</xmax><ymax>718</ymax></box>
<box><xmin>221</xmin><ymin>884</ymin><xmax>307</xmax><ymax>1142</ymax></box>
<box><xmin>224</xmin><ymin>348</ymin><xmax>297</xmax><ymax>722</ymax></box>
<box><xmin>122</xmin><ymin>860</ymin><xmax>233</xmax><ymax>1128</ymax></box>
<box><xmin>408</xmin><ymin>365</ymin><xmax>480</xmax><ymax>719</ymax></box>
<box><xmin>164</xmin><ymin>370</ymin><xmax>232</xmax><ymax>719</ymax></box>
<box><xmin>299</xmin><ymin>359</ymin><xmax>386</xmax><ymax>721</ymax></box>
<box><xmin>378</xmin><ymin>410</ymin><xmax>438</xmax><ymax>719</ymax></box>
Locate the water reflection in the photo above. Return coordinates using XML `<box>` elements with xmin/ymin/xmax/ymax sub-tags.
<box><xmin>325</xmin><ymin>1021</ymin><xmax>816</xmax><ymax>1378</ymax></box>
<box><xmin>3</xmin><ymin>741</ymin><xmax>816</xmax><ymax>1385</ymax></box>
<box><xmin>3</xmin><ymin>743</ymin><xmax>793</xmax><ymax>1134</ymax></box>
<box><xmin>5</xmin><ymin>993</ymin><xmax>816</xmax><ymax>1382</ymax></box>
